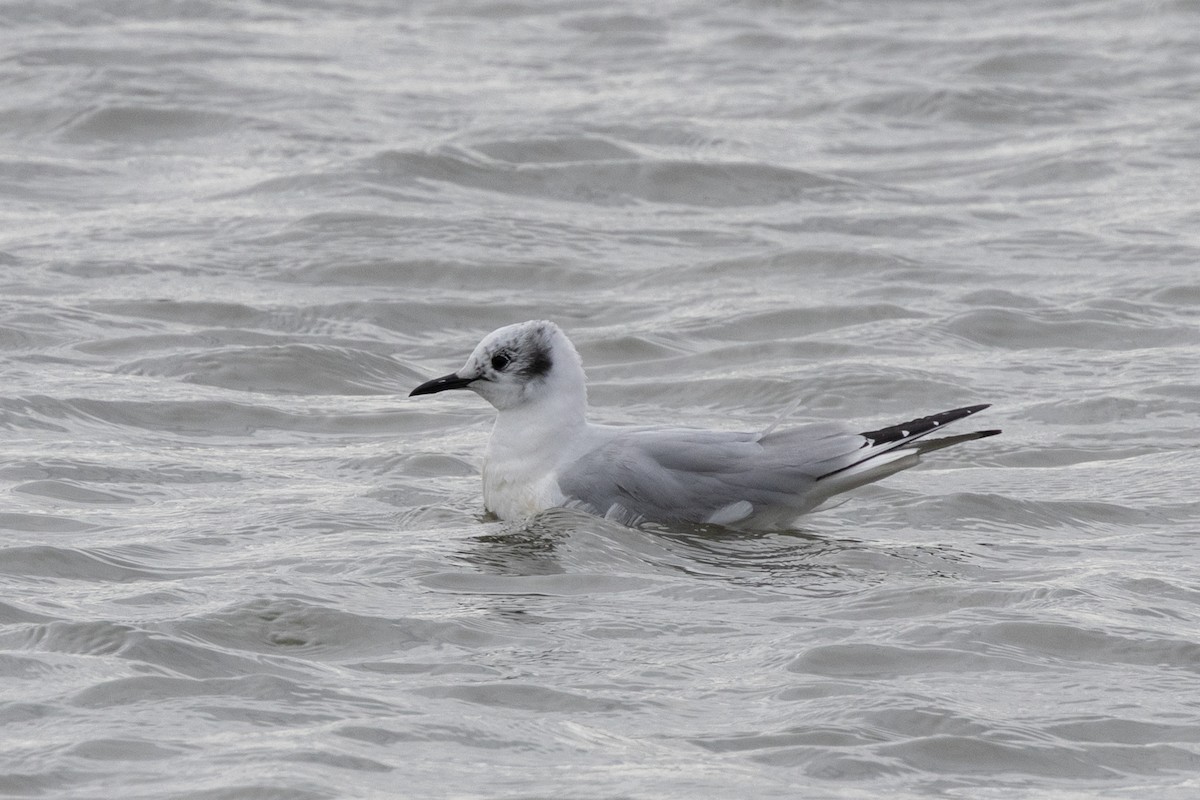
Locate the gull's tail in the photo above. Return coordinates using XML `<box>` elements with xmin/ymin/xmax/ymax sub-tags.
<box><xmin>811</xmin><ymin>405</ymin><xmax>1000</xmax><ymax>502</ymax></box>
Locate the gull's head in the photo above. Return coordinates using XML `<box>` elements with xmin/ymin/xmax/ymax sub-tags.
<box><xmin>409</xmin><ymin>320</ymin><xmax>586</xmax><ymax>413</ymax></box>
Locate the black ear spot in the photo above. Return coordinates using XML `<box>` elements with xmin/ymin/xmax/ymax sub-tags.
<box><xmin>523</xmin><ymin>347</ymin><xmax>552</xmax><ymax>379</ymax></box>
<box><xmin>490</xmin><ymin>352</ymin><xmax>511</xmax><ymax>371</ymax></box>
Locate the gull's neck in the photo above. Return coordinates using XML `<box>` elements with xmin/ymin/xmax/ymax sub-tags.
<box><xmin>482</xmin><ymin>370</ymin><xmax>591</xmax><ymax>519</ymax></box>
<box><xmin>488</xmin><ymin>383</ymin><xmax>589</xmax><ymax>464</ymax></box>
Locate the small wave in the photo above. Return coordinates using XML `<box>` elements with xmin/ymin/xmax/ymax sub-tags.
<box><xmin>472</xmin><ymin>135</ymin><xmax>640</xmax><ymax>164</ymax></box>
<box><xmin>119</xmin><ymin>344</ymin><xmax>405</xmax><ymax>396</ymax></box>
<box><xmin>849</xmin><ymin>85</ymin><xmax>1110</xmax><ymax>126</ymax></box>
<box><xmin>57</xmin><ymin>106</ymin><xmax>247</xmax><ymax>143</ymax></box>
<box><xmin>942</xmin><ymin>307</ymin><xmax>1200</xmax><ymax>350</ymax></box>
<box><xmin>13</xmin><ymin>479</ymin><xmax>137</xmax><ymax>505</ymax></box>
<box><xmin>0</xmin><ymin>545</ymin><xmax>199</xmax><ymax>582</ymax></box>
<box><xmin>366</xmin><ymin>146</ymin><xmax>858</xmax><ymax>207</ymax></box>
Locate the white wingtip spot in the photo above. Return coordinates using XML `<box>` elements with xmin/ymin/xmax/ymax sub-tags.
<box><xmin>706</xmin><ymin>500</ymin><xmax>754</xmax><ymax>526</ymax></box>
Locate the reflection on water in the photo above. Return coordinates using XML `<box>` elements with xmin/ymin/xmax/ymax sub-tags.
<box><xmin>455</xmin><ymin>507</ymin><xmax>978</xmax><ymax>599</ymax></box>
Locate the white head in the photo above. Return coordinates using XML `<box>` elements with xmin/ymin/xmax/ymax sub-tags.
<box><xmin>410</xmin><ymin>320</ymin><xmax>587</xmax><ymax>415</ymax></box>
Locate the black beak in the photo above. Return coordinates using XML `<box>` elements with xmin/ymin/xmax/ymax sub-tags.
<box><xmin>409</xmin><ymin>372</ymin><xmax>476</xmax><ymax>397</ymax></box>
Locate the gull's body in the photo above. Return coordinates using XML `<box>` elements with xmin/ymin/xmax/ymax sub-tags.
<box><xmin>410</xmin><ymin>320</ymin><xmax>1000</xmax><ymax>529</ymax></box>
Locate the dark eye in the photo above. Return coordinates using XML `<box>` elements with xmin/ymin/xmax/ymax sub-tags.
<box><xmin>490</xmin><ymin>352</ymin><xmax>511</xmax><ymax>371</ymax></box>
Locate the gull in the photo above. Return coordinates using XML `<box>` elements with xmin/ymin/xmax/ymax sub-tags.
<box><xmin>410</xmin><ymin>320</ymin><xmax>1000</xmax><ymax>529</ymax></box>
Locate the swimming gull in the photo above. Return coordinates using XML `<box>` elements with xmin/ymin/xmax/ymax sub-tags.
<box><xmin>410</xmin><ymin>320</ymin><xmax>1000</xmax><ymax>529</ymax></box>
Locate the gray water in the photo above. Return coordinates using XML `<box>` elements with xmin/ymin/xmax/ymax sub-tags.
<box><xmin>3</xmin><ymin>1</ymin><xmax>1200</xmax><ymax>797</ymax></box>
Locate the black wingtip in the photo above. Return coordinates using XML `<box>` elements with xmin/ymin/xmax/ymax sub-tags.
<box><xmin>859</xmin><ymin>404</ymin><xmax>994</xmax><ymax>447</ymax></box>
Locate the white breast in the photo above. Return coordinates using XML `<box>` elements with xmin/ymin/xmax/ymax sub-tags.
<box><xmin>482</xmin><ymin>459</ymin><xmax>564</xmax><ymax>520</ymax></box>
<box><xmin>480</xmin><ymin>395</ymin><xmax>594</xmax><ymax>522</ymax></box>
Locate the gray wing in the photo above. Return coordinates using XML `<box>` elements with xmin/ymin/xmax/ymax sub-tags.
<box><xmin>556</xmin><ymin>422</ymin><xmax>866</xmax><ymax>526</ymax></box>
<box><xmin>555</xmin><ymin>405</ymin><xmax>999</xmax><ymax>527</ymax></box>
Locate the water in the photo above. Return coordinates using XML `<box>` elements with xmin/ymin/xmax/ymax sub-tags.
<box><xmin>2</xmin><ymin>0</ymin><xmax>1200</xmax><ymax>797</ymax></box>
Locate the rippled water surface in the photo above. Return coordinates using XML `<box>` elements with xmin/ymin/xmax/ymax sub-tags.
<box><xmin>3</xmin><ymin>1</ymin><xmax>1200</xmax><ymax>797</ymax></box>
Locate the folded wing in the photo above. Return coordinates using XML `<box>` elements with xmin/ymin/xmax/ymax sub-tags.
<box><xmin>555</xmin><ymin>406</ymin><xmax>999</xmax><ymax>528</ymax></box>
